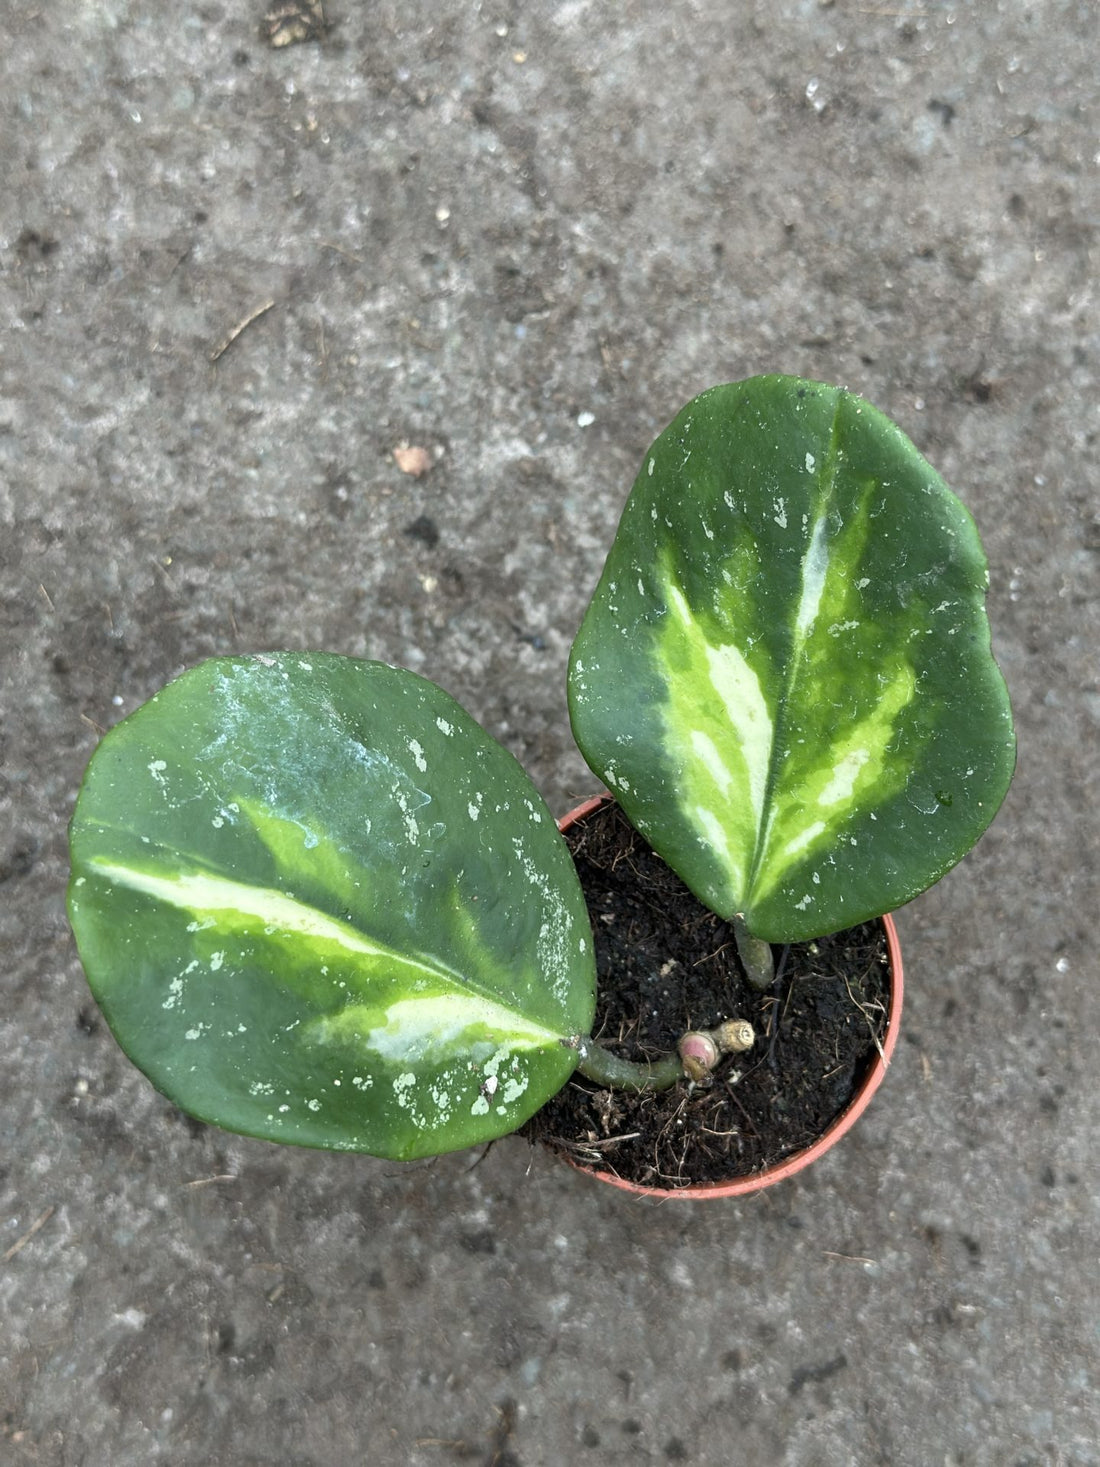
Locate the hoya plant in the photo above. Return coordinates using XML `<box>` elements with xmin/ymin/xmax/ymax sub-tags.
<box><xmin>68</xmin><ymin>376</ymin><xmax>1015</xmax><ymax>1161</ymax></box>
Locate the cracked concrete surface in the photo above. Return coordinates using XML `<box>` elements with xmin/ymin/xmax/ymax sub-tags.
<box><xmin>2</xmin><ymin>3</ymin><xmax>1097</xmax><ymax>1464</ymax></box>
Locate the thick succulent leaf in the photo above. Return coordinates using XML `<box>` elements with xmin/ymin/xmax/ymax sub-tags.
<box><xmin>569</xmin><ymin>376</ymin><xmax>1015</xmax><ymax>941</ymax></box>
<box><xmin>69</xmin><ymin>654</ymin><xmax>595</xmax><ymax>1158</ymax></box>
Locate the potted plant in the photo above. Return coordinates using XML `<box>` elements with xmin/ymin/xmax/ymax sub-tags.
<box><xmin>67</xmin><ymin>376</ymin><xmax>1015</xmax><ymax>1196</ymax></box>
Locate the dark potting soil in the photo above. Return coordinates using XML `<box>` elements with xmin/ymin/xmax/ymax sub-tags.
<box><xmin>523</xmin><ymin>800</ymin><xmax>892</xmax><ymax>1190</ymax></box>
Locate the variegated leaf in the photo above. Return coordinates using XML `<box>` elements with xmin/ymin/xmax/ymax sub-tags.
<box><xmin>569</xmin><ymin>376</ymin><xmax>1015</xmax><ymax>941</ymax></box>
<box><xmin>69</xmin><ymin>655</ymin><xmax>595</xmax><ymax>1158</ymax></box>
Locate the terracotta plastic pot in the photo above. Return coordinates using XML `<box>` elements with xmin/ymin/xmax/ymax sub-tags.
<box><xmin>556</xmin><ymin>794</ymin><xmax>904</xmax><ymax>1200</ymax></box>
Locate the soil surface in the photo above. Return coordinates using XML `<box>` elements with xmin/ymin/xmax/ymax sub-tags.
<box><xmin>525</xmin><ymin>801</ymin><xmax>891</xmax><ymax>1190</ymax></box>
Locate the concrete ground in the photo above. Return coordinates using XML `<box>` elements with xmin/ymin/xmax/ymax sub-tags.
<box><xmin>2</xmin><ymin>2</ymin><xmax>1097</xmax><ymax>1464</ymax></box>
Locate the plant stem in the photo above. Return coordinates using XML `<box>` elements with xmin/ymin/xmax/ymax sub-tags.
<box><xmin>732</xmin><ymin>913</ymin><xmax>775</xmax><ymax>990</ymax></box>
<box><xmin>568</xmin><ymin>1019</ymin><xmax>756</xmax><ymax>1093</ymax></box>
<box><xmin>571</xmin><ymin>1038</ymin><xmax>685</xmax><ymax>1092</ymax></box>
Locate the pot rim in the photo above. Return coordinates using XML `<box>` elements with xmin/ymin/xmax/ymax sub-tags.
<box><xmin>554</xmin><ymin>792</ymin><xmax>905</xmax><ymax>1200</ymax></box>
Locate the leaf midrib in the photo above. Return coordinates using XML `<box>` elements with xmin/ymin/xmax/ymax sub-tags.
<box><xmin>744</xmin><ymin>394</ymin><xmax>844</xmax><ymax>906</ymax></box>
<box><xmin>82</xmin><ymin>848</ymin><xmax>561</xmax><ymax>1038</ymax></box>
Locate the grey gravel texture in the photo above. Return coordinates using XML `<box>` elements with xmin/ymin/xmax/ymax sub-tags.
<box><xmin>2</xmin><ymin>3</ymin><xmax>1098</xmax><ymax>1465</ymax></box>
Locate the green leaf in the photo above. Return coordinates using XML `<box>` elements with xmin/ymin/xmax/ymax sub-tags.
<box><xmin>569</xmin><ymin>376</ymin><xmax>1015</xmax><ymax>941</ymax></box>
<box><xmin>69</xmin><ymin>654</ymin><xmax>595</xmax><ymax>1158</ymax></box>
